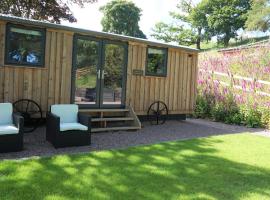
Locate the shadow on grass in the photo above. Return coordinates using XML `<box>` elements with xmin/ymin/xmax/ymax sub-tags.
<box><xmin>0</xmin><ymin>135</ymin><xmax>270</xmax><ymax>200</ymax></box>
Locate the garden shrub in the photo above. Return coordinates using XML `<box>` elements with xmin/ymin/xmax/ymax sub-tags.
<box><xmin>260</xmin><ymin>108</ymin><xmax>270</xmax><ymax>129</ymax></box>
<box><xmin>211</xmin><ymin>103</ymin><xmax>227</xmax><ymax>122</ymax></box>
<box><xmin>195</xmin><ymin>46</ymin><xmax>270</xmax><ymax>129</ymax></box>
<box><xmin>194</xmin><ymin>95</ymin><xmax>212</xmax><ymax>118</ymax></box>
<box><xmin>243</xmin><ymin>108</ymin><xmax>262</xmax><ymax>128</ymax></box>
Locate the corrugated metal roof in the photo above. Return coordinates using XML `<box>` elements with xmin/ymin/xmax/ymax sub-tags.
<box><xmin>0</xmin><ymin>14</ymin><xmax>199</xmax><ymax>52</ymax></box>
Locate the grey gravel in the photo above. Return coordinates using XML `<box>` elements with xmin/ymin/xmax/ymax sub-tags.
<box><xmin>0</xmin><ymin>118</ymin><xmax>269</xmax><ymax>160</ymax></box>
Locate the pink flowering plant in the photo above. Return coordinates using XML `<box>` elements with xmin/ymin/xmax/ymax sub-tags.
<box><xmin>195</xmin><ymin>44</ymin><xmax>270</xmax><ymax>128</ymax></box>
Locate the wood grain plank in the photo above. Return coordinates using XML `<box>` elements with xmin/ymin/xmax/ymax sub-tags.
<box><xmin>130</xmin><ymin>45</ymin><xmax>137</xmax><ymax>108</ymax></box>
<box><xmin>54</xmin><ymin>32</ymin><xmax>62</xmax><ymax>104</ymax></box>
<box><xmin>182</xmin><ymin>53</ymin><xmax>188</xmax><ymax>110</ymax></box>
<box><xmin>173</xmin><ymin>51</ymin><xmax>180</xmax><ymax>110</ymax></box>
<box><xmin>164</xmin><ymin>50</ymin><xmax>171</xmax><ymax>107</ymax></box>
<box><xmin>41</xmin><ymin>31</ymin><xmax>51</xmax><ymax>112</ymax></box>
<box><xmin>178</xmin><ymin>51</ymin><xmax>184</xmax><ymax>111</ymax></box>
<box><xmin>48</xmin><ymin>31</ymin><xmax>57</xmax><ymax>109</ymax></box>
<box><xmin>139</xmin><ymin>46</ymin><xmax>146</xmax><ymax>111</ymax></box>
<box><xmin>125</xmin><ymin>43</ymin><xmax>133</xmax><ymax>106</ymax></box>
<box><xmin>168</xmin><ymin>50</ymin><xmax>175</xmax><ymax>111</ymax></box>
<box><xmin>185</xmin><ymin>56</ymin><xmax>192</xmax><ymax>110</ymax></box>
<box><xmin>134</xmin><ymin>45</ymin><xmax>142</xmax><ymax>111</ymax></box>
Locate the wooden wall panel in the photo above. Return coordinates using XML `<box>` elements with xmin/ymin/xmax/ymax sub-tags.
<box><xmin>126</xmin><ymin>43</ymin><xmax>198</xmax><ymax>115</ymax></box>
<box><xmin>0</xmin><ymin>20</ymin><xmax>197</xmax><ymax>117</ymax></box>
<box><xmin>0</xmin><ymin>24</ymin><xmax>74</xmax><ymax>116</ymax></box>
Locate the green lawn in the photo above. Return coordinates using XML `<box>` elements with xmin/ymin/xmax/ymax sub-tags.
<box><xmin>1</xmin><ymin>133</ymin><xmax>270</xmax><ymax>200</ymax></box>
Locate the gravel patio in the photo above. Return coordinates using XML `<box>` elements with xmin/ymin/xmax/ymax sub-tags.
<box><xmin>0</xmin><ymin>118</ymin><xmax>269</xmax><ymax>160</ymax></box>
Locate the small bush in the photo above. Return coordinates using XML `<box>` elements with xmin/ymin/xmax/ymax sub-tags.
<box><xmin>225</xmin><ymin>112</ymin><xmax>243</xmax><ymax>125</ymax></box>
<box><xmin>211</xmin><ymin>103</ymin><xmax>226</xmax><ymax>122</ymax></box>
<box><xmin>194</xmin><ymin>95</ymin><xmax>211</xmax><ymax>118</ymax></box>
<box><xmin>245</xmin><ymin>109</ymin><xmax>262</xmax><ymax>128</ymax></box>
<box><xmin>259</xmin><ymin>108</ymin><xmax>270</xmax><ymax>128</ymax></box>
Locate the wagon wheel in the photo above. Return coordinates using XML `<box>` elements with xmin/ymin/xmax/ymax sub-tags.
<box><xmin>147</xmin><ymin>101</ymin><xmax>168</xmax><ymax>125</ymax></box>
<box><xmin>13</xmin><ymin>99</ymin><xmax>42</xmax><ymax>133</ymax></box>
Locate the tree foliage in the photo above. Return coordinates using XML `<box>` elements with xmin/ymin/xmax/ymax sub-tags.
<box><xmin>151</xmin><ymin>0</ymin><xmax>209</xmax><ymax>49</ymax></box>
<box><xmin>100</xmin><ymin>0</ymin><xmax>146</xmax><ymax>39</ymax></box>
<box><xmin>152</xmin><ymin>0</ymin><xmax>251</xmax><ymax>48</ymax></box>
<box><xmin>245</xmin><ymin>0</ymin><xmax>270</xmax><ymax>31</ymax></box>
<box><xmin>202</xmin><ymin>0</ymin><xmax>251</xmax><ymax>47</ymax></box>
<box><xmin>0</xmin><ymin>0</ymin><xmax>97</xmax><ymax>23</ymax></box>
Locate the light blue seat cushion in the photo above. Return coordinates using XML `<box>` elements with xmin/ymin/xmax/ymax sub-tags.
<box><xmin>0</xmin><ymin>103</ymin><xmax>13</xmax><ymax>125</ymax></box>
<box><xmin>0</xmin><ymin>125</ymin><xmax>19</xmax><ymax>135</ymax></box>
<box><xmin>60</xmin><ymin>123</ymin><xmax>88</xmax><ymax>132</ymax></box>
<box><xmin>51</xmin><ymin>104</ymin><xmax>78</xmax><ymax>123</ymax></box>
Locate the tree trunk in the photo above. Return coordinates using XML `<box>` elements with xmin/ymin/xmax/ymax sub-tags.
<box><xmin>196</xmin><ymin>28</ymin><xmax>202</xmax><ymax>50</ymax></box>
<box><xmin>224</xmin><ymin>33</ymin><xmax>230</xmax><ymax>47</ymax></box>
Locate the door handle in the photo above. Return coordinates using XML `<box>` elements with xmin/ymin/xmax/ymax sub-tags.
<box><xmin>102</xmin><ymin>70</ymin><xmax>105</xmax><ymax>79</ymax></box>
<box><xmin>97</xmin><ymin>69</ymin><xmax>101</xmax><ymax>79</ymax></box>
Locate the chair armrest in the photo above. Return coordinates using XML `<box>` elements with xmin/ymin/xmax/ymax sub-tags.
<box><xmin>78</xmin><ymin>113</ymin><xmax>91</xmax><ymax>131</ymax></box>
<box><xmin>47</xmin><ymin>112</ymin><xmax>60</xmax><ymax>129</ymax></box>
<box><xmin>13</xmin><ymin>113</ymin><xmax>24</xmax><ymax>133</ymax></box>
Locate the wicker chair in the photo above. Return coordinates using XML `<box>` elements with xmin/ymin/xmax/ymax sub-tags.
<box><xmin>46</xmin><ymin>104</ymin><xmax>91</xmax><ymax>148</ymax></box>
<box><xmin>0</xmin><ymin>103</ymin><xmax>24</xmax><ymax>153</ymax></box>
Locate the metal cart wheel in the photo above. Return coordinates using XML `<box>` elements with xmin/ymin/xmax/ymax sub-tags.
<box><xmin>13</xmin><ymin>99</ymin><xmax>42</xmax><ymax>133</ymax></box>
<box><xmin>147</xmin><ymin>101</ymin><xmax>168</xmax><ymax>125</ymax></box>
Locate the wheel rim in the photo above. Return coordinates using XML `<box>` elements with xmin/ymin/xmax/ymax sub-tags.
<box><xmin>13</xmin><ymin>99</ymin><xmax>42</xmax><ymax>133</ymax></box>
<box><xmin>147</xmin><ymin>101</ymin><xmax>168</xmax><ymax>125</ymax></box>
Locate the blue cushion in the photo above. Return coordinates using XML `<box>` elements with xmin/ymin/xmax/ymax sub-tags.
<box><xmin>0</xmin><ymin>103</ymin><xmax>13</xmax><ymax>125</ymax></box>
<box><xmin>51</xmin><ymin>104</ymin><xmax>78</xmax><ymax>123</ymax></box>
<box><xmin>0</xmin><ymin>125</ymin><xmax>19</xmax><ymax>135</ymax></box>
<box><xmin>60</xmin><ymin>123</ymin><xmax>88</xmax><ymax>131</ymax></box>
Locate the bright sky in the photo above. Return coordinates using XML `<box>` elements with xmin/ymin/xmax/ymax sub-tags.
<box><xmin>62</xmin><ymin>0</ymin><xmax>179</xmax><ymax>40</ymax></box>
<box><xmin>62</xmin><ymin>0</ymin><xmax>268</xmax><ymax>41</ymax></box>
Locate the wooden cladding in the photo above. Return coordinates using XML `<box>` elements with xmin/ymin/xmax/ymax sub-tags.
<box><xmin>126</xmin><ymin>43</ymin><xmax>198</xmax><ymax>115</ymax></box>
<box><xmin>0</xmin><ymin>23</ymin><xmax>73</xmax><ymax>115</ymax></box>
<box><xmin>0</xmin><ymin>21</ymin><xmax>198</xmax><ymax>116</ymax></box>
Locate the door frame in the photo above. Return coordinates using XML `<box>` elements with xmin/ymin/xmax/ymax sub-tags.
<box><xmin>71</xmin><ymin>34</ymin><xmax>128</xmax><ymax>109</ymax></box>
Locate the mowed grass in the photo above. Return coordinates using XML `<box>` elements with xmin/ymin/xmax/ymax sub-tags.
<box><xmin>1</xmin><ymin>133</ymin><xmax>270</xmax><ymax>200</ymax></box>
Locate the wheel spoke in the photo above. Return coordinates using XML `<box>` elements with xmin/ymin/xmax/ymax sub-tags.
<box><xmin>25</xmin><ymin>101</ymin><xmax>30</xmax><ymax>112</ymax></box>
<box><xmin>150</xmin><ymin>108</ymin><xmax>157</xmax><ymax>113</ymax></box>
<box><xmin>13</xmin><ymin>99</ymin><xmax>42</xmax><ymax>133</ymax></box>
<box><xmin>160</xmin><ymin>107</ymin><xmax>166</xmax><ymax>112</ymax></box>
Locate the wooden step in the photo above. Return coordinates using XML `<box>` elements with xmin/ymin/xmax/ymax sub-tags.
<box><xmin>92</xmin><ymin>117</ymin><xmax>134</xmax><ymax>122</ymax></box>
<box><xmin>92</xmin><ymin>126</ymin><xmax>140</xmax><ymax>133</ymax></box>
<box><xmin>79</xmin><ymin>108</ymin><xmax>129</xmax><ymax>113</ymax></box>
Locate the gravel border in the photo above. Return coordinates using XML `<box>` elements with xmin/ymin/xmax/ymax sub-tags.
<box><xmin>0</xmin><ymin>118</ymin><xmax>269</xmax><ymax>160</ymax></box>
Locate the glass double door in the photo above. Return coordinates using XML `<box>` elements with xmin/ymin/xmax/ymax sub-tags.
<box><xmin>73</xmin><ymin>36</ymin><xmax>127</xmax><ymax>108</ymax></box>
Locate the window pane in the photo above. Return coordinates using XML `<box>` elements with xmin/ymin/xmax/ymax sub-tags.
<box><xmin>146</xmin><ymin>47</ymin><xmax>167</xmax><ymax>76</ymax></box>
<box><xmin>6</xmin><ymin>25</ymin><xmax>44</xmax><ymax>66</ymax></box>
<box><xmin>103</xmin><ymin>43</ymin><xmax>125</xmax><ymax>105</ymax></box>
<box><xmin>75</xmin><ymin>39</ymin><xmax>99</xmax><ymax>105</ymax></box>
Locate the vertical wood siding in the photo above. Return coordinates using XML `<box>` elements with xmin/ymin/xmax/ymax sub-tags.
<box><xmin>126</xmin><ymin>42</ymin><xmax>198</xmax><ymax>115</ymax></box>
<box><xmin>0</xmin><ymin>21</ymin><xmax>198</xmax><ymax>116</ymax></box>
<box><xmin>0</xmin><ymin>22</ymin><xmax>73</xmax><ymax>116</ymax></box>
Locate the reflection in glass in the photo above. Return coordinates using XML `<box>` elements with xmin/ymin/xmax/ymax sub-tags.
<box><xmin>6</xmin><ymin>26</ymin><xmax>44</xmax><ymax>65</ymax></box>
<box><xmin>103</xmin><ymin>44</ymin><xmax>124</xmax><ymax>105</ymax></box>
<box><xmin>75</xmin><ymin>39</ymin><xmax>99</xmax><ymax>105</ymax></box>
<box><xmin>146</xmin><ymin>48</ymin><xmax>167</xmax><ymax>75</ymax></box>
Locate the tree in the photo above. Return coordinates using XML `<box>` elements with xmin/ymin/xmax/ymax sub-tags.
<box><xmin>151</xmin><ymin>0</ymin><xmax>209</xmax><ymax>49</ymax></box>
<box><xmin>100</xmin><ymin>0</ymin><xmax>146</xmax><ymax>39</ymax></box>
<box><xmin>202</xmin><ymin>0</ymin><xmax>251</xmax><ymax>46</ymax></box>
<box><xmin>245</xmin><ymin>0</ymin><xmax>270</xmax><ymax>31</ymax></box>
<box><xmin>0</xmin><ymin>0</ymin><xmax>97</xmax><ymax>24</ymax></box>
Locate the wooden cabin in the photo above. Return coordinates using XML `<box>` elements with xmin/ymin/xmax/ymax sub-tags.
<box><xmin>0</xmin><ymin>14</ymin><xmax>198</xmax><ymax>132</ymax></box>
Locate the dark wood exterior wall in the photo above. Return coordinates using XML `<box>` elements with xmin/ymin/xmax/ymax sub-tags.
<box><xmin>0</xmin><ymin>20</ymin><xmax>198</xmax><ymax>116</ymax></box>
